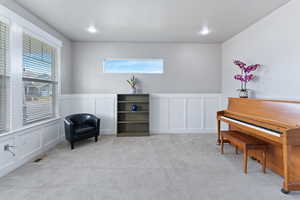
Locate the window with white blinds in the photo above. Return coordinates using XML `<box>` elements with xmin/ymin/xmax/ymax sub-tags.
<box><xmin>0</xmin><ymin>21</ymin><xmax>9</xmax><ymax>133</ymax></box>
<box><xmin>23</xmin><ymin>34</ymin><xmax>57</xmax><ymax>124</ymax></box>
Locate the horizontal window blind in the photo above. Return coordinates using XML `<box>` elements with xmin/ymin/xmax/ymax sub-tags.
<box><xmin>0</xmin><ymin>21</ymin><xmax>9</xmax><ymax>133</ymax></box>
<box><xmin>23</xmin><ymin>34</ymin><xmax>57</xmax><ymax>124</ymax></box>
<box><xmin>23</xmin><ymin>34</ymin><xmax>54</xmax><ymax>80</ymax></box>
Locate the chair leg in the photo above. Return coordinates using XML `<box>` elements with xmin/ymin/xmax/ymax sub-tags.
<box><xmin>244</xmin><ymin>148</ymin><xmax>248</xmax><ymax>174</ymax></box>
<box><xmin>71</xmin><ymin>142</ymin><xmax>74</xmax><ymax>150</ymax></box>
<box><xmin>221</xmin><ymin>136</ymin><xmax>224</xmax><ymax>154</ymax></box>
<box><xmin>95</xmin><ymin>136</ymin><xmax>98</xmax><ymax>142</ymax></box>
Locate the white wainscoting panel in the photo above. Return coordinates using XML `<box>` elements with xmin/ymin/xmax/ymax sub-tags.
<box><xmin>0</xmin><ymin>136</ymin><xmax>16</xmax><ymax>173</ymax></box>
<box><xmin>0</xmin><ymin>118</ymin><xmax>61</xmax><ymax>178</ymax></box>
<box><xmin>186</xmin><ymin>98</ymin><xmax>203</xmax><ymax>130</ymax></box>
<box><xmin>151</xmin><ymin>98</ymin><xmax>169</xmax><ymax>131</ymax></box>
<box><xmin>203</xmin><ymin>96</ymin><xmax>221</xmax><ymax>130</ymax></box>
<box><xmin>150</xmin><ymin>94</ymin><xmax>221</xmax><ymax>133</ymax></box>
<box><xmin>169</xmin><ymin>98</ymin><xmax>186</xmax><ymax>131</ymax></box>
<box><xmin>60</xmin><ymin>94</ymin><xmax>221</xmax><ymax>135</ymax></box>
<box><xmin>95</xmin><ymin>96</ymin><xmax>115</xmax><ymax>133</ymax></box>
<box><xmin>60</xmin><ymin>94</ymin><xmax>116</xmax><ymax>134</ymax></box>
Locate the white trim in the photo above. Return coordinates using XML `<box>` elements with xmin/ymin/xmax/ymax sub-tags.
<box><xmin>0</xmin><ymin>117</ymin><xmax>61</xmax><ymax>138</ymax></box>
<box><xmin>0</xmin><ymin>15</ymin><xmax>9</xmax><ymax>24</ymax></box>
<box><xmin>0</xmin><ymin>4</ymin><xmax>62</xmax><ymax>48</ymax></box>
<box><xmin>151</xmin><ymin>128</ymin><xmax>216</xmax><ymax>134</ymax></box>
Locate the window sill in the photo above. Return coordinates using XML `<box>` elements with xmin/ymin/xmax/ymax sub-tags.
<box><xmin>0</xmin><ymin>116</ymin><xmax>61</xmax><ymax>138</ymax></box>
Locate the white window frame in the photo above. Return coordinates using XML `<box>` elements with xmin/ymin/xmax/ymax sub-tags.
<box><xmin>0</xmin><ymin>4</ymin><xmax>62</xmax><ymax>133</ymax></box>
<box><xmin>103</xmin><ymin>58</ymin><xmax>164</xmax><ymax>74</ymax></box>
<box><xmin>22</xmin><ymin>32</ymin><xmax>58</xmax><ymax>124</ymax></box>
<box><xmin>0</xmin><ymin>16</ymin><xmax>10</xmax><ymax>134</ymax></box>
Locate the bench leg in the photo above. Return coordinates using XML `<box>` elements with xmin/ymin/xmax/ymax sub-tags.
<box><xmin>262</xmin><ymin>150</ymin><xmax>267</xmax><ymax>173</ymax></box>
<box><xmin>244</xmin><ymin>148</ymin><xmax>248</xmax><ymax>174</ymax></box>
<box><xmin>221</xmin><ymin>136</ymin><xmax>224</xmax><ymax>154</ymax></box>
<box><xmin>235</xmin><ymin>146</ymin><xmax>239</xmax><ymax>154</ymax></box>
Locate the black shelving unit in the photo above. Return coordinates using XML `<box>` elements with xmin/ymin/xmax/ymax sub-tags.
<box><xmin>117</xmin><ymin>94</ymin><xmax>150</xmax><ymax>137</ymax></box>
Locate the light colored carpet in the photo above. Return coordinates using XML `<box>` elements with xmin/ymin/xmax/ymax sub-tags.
<box><xmin>0</xmin><ymin>134</ymin><xmax>299</xmax><ymax>200</ymax></box>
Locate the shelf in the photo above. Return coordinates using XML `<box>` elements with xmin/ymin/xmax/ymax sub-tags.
<box><xmin>117</xmin><ymin>94</ymin><xmax>149</xmax><ymax>96</ymax></box>
<box><xmin>118</xmin><ymin>111</ymin><xmax>149</xmax><ymax>114</ymax></box>
<box><xmin>118</xmin><ymin>120</ymin><xmax>149</xmax><ymax>124</ymax></box>
<box><xmin>117</xmin><ymin>132</ymin><xmax>149</xmax><ymax>137</ymax></box>
<box><xmin>118</xmin><ymin>101</ymin><xmax>149</xmax><ymax>103</ymax></box>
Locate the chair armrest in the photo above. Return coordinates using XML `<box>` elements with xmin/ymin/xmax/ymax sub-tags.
<box><xmin>64</xmin><ymin>118</ymin><xmax>74</xmax><ymax>140</ymax></box>
<box><xmin>87</xmin><ymin>116</ymin><xmax>100</xmax><ymax>130</ymax></box>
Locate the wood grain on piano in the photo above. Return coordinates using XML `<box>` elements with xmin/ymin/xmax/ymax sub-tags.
<box><xmin>217</xmin><ymin>98</ymin><xmax>300</xmax><ymax>193</ymax></box>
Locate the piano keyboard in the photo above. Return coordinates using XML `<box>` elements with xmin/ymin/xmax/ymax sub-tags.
<box><xmin>221</xmin><ymin>116</ymin><xmax>281</xmax><ymax>137</ymax></box>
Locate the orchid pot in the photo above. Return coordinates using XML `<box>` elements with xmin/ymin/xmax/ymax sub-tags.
<box><xmin>237</xmin><ymin>89</ymin><xmax>249</xmax><ymax>98</ymax></box>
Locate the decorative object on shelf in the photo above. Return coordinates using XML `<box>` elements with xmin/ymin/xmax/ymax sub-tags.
<box><xmin>131</xmin><ymin>104</ymin><xmax>138</xmax><ymax>112</ymax></box>
<box><xmin>233</xmin><ymin>60</ymin><xmax>261</xmax><ymax>98</ymax></box>
<box><xmin>127</xmin><ymin>75</ymin><xmax>138</xmax><ymax>94</ymax></box>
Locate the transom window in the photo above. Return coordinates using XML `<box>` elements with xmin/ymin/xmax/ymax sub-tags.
<box><xmin>103</xmin><ymin>59</ymin><xmax>164</xmax><ymax>74</ymax></box>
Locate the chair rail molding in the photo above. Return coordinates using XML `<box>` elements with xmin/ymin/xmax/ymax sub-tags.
<box><xmin>60</xmin><ymin>93</ymin><xmax>221</xmax><ymax>135</ymax></box>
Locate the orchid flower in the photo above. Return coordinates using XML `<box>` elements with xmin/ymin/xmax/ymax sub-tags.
<box><xmin>244</xmin><ymin>64</ymin><xmax>261</xmax><ymax>73</ymax></box>
<box><xmin>233</xmin><ymin>60</ymin><xmax>247</xmax><ymax>70</ymax></box>
<box><xmin>233</xmin><ymin>60</ymin><xmax>261</xmax><ymax>91</ymax></box>
<box><xmin>244</xmin><ymin>74</ymin><xmax>254</xmax><ymax>82</ymax></box>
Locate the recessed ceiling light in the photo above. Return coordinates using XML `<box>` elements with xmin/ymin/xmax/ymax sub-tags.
<box><xmin>198</xmin><ymin>27</ymin><xmax>211</xmax><ymax>35</ymax></box>
<box><xmin>87</xmin><ymin>25</ymin><xmax>97</xmax><ymax>33</ymax></box>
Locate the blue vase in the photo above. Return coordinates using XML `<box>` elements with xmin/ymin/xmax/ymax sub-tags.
<box><xmin>131</xmin><ymin>104</ymin><xmax>138</xmax><ymax>112</ymax></box>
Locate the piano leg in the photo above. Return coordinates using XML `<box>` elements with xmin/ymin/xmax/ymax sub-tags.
<box><xmin>281</xmin><ymin>188</ymin><xmax>290</xmax><ymax>194</ymax></box>
<box><xmin>281</xmin><ymin>143</ymin><xmax>300</xmax><ymax>194</ymax></box>
<box><xmin>217</xmin><ymin>119</ymin><xmax>221</xmax><ymax>145</ymax></box>
<box><xmin>282</xmin><ymin>139</ymin><xmax>291</xmax><ymax>194</ymax></box>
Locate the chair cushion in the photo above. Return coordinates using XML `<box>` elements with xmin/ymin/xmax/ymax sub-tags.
<box><xmin>74</xmin><ymin>125</ymin><xmax>96</xmax><ymax>136</ymax></box>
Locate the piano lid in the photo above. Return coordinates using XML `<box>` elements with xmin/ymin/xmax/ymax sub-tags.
<box><xmin>227</xmin><ymin>98</ymin><xmax>300</xmax><ymax>128</ymax></box>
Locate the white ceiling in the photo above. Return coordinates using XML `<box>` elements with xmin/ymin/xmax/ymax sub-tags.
<box><xmin>15</xmin><ymin>0</ymin><xmax>290</xmax><ymax>43</ymax></box>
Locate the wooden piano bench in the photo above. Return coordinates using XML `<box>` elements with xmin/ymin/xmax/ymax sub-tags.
<box><xmin>220</xmin><ymin>131</ymin><xmax>267</xmax><ymax>174</ymax></box>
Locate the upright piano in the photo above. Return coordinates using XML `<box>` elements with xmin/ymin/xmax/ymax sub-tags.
<box><xmin>217</xmin><ymin>98</ymin><xmax>300</xmax><ymax>194</ymax></box>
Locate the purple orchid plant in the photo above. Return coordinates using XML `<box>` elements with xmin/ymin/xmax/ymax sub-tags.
<box><xmin>233</xmin><ymin>60</ymin><xmax>261</xmax><ymax>92</ymax></box>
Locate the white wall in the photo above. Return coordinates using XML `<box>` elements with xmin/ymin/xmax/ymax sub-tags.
<box><xmin>0</xmin><ymin>0</ymin><xmax>73</xmax><ymax>94</ymax></box>
<box><xmin>71</xmin><ymin>42</ymin><xmax>221</xmax><ymax>94</ymax></box>
<box><xmin>60</xmin><ymin>93</ymin><xmax>221</xmax><ymax>134</ymax></box>
<box><xmin>222</xmin><ymin>0</ymin><xmax>300</xmax><ymax>101</ymax></box>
